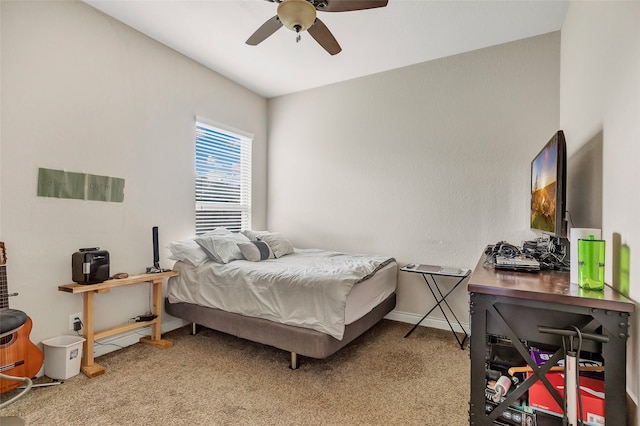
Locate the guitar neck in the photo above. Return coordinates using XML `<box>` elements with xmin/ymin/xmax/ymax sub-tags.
<box><xmin>1</xmin><ymin>265</ymin><xmax>8</xmax><ymax>309</ymax></box>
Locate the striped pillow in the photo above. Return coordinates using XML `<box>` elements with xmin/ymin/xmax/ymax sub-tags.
<box><xmin>237</xmin><ymin>241</ymin><xmax>274</xmax><ymax>262</ymax></box>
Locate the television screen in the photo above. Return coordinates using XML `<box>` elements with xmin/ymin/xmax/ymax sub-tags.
<box><xmin>530</xmin><ymin>131</ymin><xmax>567</xmax><ymax>237</ymax></box>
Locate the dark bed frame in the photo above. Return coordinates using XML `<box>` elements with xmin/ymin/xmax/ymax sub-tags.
<box><xmin>165</xmin><ymin>292</ymin><xmax>396</xmax><ymax>369</ymax></box>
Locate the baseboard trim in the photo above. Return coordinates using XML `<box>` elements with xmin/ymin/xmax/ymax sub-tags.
<box><xmin>384</xmin><ymin>309</ymin><xmax>469</xmax><ymax>335</ymax></box>
<box><xmin>92</xmin><ymin>318</ymin><xmax>185</xmax><ymax>358</ymax></box>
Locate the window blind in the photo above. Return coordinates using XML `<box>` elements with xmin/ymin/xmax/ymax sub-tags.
<box><xmin>195</xmin><ymin>121</ymin><xmax>251</xmax><ymax>235</ymax></box>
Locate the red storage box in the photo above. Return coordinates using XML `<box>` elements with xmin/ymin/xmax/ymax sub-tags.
<box><xmin>528</xmin><ymin>371</ymin><xmax>605</xmax><ymax>425</ymax></box>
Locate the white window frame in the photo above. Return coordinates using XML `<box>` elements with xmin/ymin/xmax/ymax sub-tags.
<box><xmin>195</xmin><ymin>118</ymin><xmax>252</xmax><ymax>235</ymax></box>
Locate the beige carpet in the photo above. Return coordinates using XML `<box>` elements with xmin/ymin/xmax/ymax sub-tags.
<box><xmin>1</xmin><ymin>320</ymin><xmax>470</xmax><ymax>425</ymax></box>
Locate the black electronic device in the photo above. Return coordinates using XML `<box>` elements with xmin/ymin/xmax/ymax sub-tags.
<box><xmin>153</xmin><ymin>226</ymin><xmax>159</xmax><ymax>269</ymax></box>
<box><xmin>495</xmin><ymin>255</ymin><xmax>540</xmax><ymax>272</ymax></box>
<box><xmin>146</xmin><ymin>226</ymin><xmax>169</xmax><ymax>273</ymax></box>
<box><xmin>72</xmin><ymin>249</ymin><xmax>109</xmax><ymax>284</ymax></box>
<box><xmin>530</xmin><ymin>130</ymin><xmax>567</xmax><ymax>239</ymax></box>
<box><xmin>484</xmin><ymin>399</ymin><xmax>537</xmax><ymax>426</ymax></box>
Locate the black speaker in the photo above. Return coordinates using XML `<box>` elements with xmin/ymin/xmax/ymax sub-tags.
<box><xmin>72</xmin><ymin>249</ymin><xmax>110</xmax><ymax>284</ymax></box>
<box><xmin>152</xmin><ymin>226</ymin><xmax>159</xmax><ymax>269</ymax></box>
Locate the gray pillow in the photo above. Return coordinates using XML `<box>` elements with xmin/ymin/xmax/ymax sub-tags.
<box><xmin>257</xmin><ymin>232</ymin><xmax>294</xmax><ymax>258</ymax></box>
<box><xmin>241</xmin><ymin>229</ymin><xmax>270</xmax><ymax>241</ymax></box>
<box><xmin>201</xmin><ymin>227</ymin><xmax>233</xmax><ymax>236</ymax></box>
<box><xmin>237</xmin><ymin>241</ymin><xmax>274</xmax><ymax>261</ymax></box>
<box><xmin>194</xmin><ymin>233</ymin><xmax>250</xmax><ymax>264</ymax></box>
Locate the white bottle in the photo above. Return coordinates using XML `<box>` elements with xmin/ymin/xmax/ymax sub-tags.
<box><xmin>492</xmin><ymin>376</ymin><xmax>512</xmax><ymax>402</ymax></box>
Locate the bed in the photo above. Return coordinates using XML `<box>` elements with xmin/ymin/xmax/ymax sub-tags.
<box><xmin>163</xmin><ymin>229</ymin><xmax>397</xmax><ymax>368</ymax></box>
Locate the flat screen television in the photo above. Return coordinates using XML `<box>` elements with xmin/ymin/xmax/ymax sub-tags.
<box><xmin>530</xmin><ymin>130</ymin><xmax>567</xmax><ymax>238</ymax></box>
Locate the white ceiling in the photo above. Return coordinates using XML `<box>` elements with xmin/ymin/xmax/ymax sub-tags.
<box><xmin>84</xmin><ymin>0</ymin><xmax>569</xmax><ymax>99</ymax></box>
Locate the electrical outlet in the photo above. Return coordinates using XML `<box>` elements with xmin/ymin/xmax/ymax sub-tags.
<box><xmin>69</xmin><ymin>312</ymin><xmax>82</xmax><ymax>331</ymax></box>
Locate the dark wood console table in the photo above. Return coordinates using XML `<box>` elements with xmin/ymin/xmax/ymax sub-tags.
<box><xmin>467</xmin><ymin>252</ymin><xmax>634</xmax><ymax>425</ymax></box>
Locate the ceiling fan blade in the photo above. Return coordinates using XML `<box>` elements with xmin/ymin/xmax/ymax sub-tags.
<box><xmin>307</xmin><ymin>18</ymin><xmax>342</xmax><ymax>55</ymax></box>
<box><xmin>321</xmin><ymin>0</ymin><xmax>388</xmax><ymax>12</ymax></box>
<box><xmin>246</xmin><ymin>16</ymin><xmax>283</xmax><ymax>46</ymax></box>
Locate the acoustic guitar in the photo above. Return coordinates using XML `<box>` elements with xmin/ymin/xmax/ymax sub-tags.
<box><xmin>0</xmin><ymin>241</ymin><xmax>43</xmax><ymax>394</ymax></box>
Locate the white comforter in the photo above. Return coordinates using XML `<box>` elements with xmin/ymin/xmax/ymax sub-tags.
<box><xmin>167</xmin><ymin>248</ymin><xmax>395</xmax><ymax>339</ymax></box>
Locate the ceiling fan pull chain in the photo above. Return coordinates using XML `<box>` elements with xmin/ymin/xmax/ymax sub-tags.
<box><xmin>294</xmin><ymin>25</ymin><xmax>302</xmax><ymax>43</ymax></box>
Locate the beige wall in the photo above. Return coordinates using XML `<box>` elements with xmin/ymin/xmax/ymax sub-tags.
<box><xmin>0</xmin><ymin>1</ymin><xmax>268</xmax><ymax>353</ymax></box>
<box><xmin>560</xmin><ymin>0</ymin><xmax>640</xmax><ymax>417</ymax></box>
<box><xmin>267</xmin><ymin>33</ymin><xmax>561</xmax><ymax>329</ymax></box>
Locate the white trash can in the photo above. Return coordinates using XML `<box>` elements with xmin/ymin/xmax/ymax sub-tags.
<box><xmin>42</xmin><ymin>335</ymin><xmax>86</xmax><ymax>380</ymax></box>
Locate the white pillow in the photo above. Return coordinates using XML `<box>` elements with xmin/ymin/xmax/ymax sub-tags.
<box><xmin>237</xmin><ymin>241</ymin><xmax>274</xmax><ymax>262</ymax></box>
<box><xmin>257</xmin><ymin>232</ymin><xmax>294</xmax><ymax>258</ymax></box>
<box><xmin>194</xmin><ymin>233</ymin><xmax>250</xmax><ymax>264</ymax></box>
<box><xmin>166</xmin><ymin>239</ymin><xmax>209</xmax><ymax>267</ymax></box>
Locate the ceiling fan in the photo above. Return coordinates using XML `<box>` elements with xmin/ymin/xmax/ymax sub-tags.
<box><xmin>246</xmin><ymin>0</ymin><xmax>389</xmax><ymax>55</ymax></box>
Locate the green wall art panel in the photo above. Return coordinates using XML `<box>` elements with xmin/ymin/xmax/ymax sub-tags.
<box><xmin>37</xmin><ymin>168</ymin><xmax>125</xmax><ymax>202</ymax></box>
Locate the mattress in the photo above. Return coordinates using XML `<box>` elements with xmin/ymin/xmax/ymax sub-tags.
<box><xmin>344</xmin><ymin>262</ymin><xmax>396</xmax><ymax>324</ymax></box>
<box><xmin>167</xmin><ymin>248</ymin><xmax>397</xmax><ymax>339</ymax></box>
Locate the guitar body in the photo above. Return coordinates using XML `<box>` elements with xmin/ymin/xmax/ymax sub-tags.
<box><xmin>0</xmin><ymin>241</ymin><xmax>44</xmax><ymax>393</ymax></box>
<box><xmin>0</xmin><ymin>315</ymin><xmax>43</xmax><ymax>393</ymax></box>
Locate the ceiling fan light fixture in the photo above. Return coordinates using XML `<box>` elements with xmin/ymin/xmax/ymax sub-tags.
<box><xmin>277</xmin><ymin>0</ymin><xmax>317</xmax><ymax>32</ymax></box>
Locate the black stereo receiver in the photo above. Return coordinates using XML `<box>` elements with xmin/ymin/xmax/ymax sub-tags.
<box><xmin>72</xmin><ymin>248</ymin><xmax>110</xmax><ymax>284</ymax></box>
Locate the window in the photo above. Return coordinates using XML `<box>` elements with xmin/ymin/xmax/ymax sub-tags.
<box><xmin>195</xmin><ymin>119</ymin><xmax>252</xmax><ymax>235</ymax></box>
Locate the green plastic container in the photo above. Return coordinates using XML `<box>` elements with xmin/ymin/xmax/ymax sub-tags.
<box><xmin>578</xmin><ymin>235</ymin><xmax>605</xmax><ymax>290</ymax></box>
